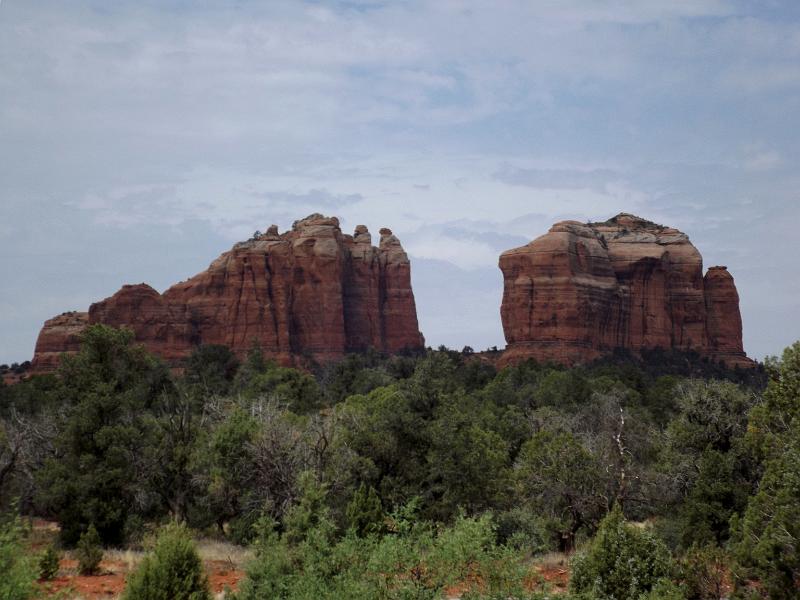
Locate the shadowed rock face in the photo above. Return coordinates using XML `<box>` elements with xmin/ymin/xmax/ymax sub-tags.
<box><xmin>499</xmin><ymin>213</ymin><xmax>753</xmax><ymax>367</ymax></box>
<box><xmin>32</xmin><ymin>214</ymin><xmax>424</xmax><ymax>369</ymax></box>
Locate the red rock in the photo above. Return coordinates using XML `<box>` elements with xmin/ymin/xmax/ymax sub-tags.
<box><xmin>499</xmin><ymin>213</ymin><xmax>753</xmax><ymax>367</ymax></box>
<box><xmin>704</xmin><ymin>266</ymin><xmax>748</xmax><ymax>365</ymax></box>
<box><xmin>32</xmin><ymin>214</ymin><xmax>424</xmax><ymax>369</ymax></box>
<box><xmin>31</xmin><ymin>312</ymin><xmax>89</xmax><ymax>371</ymax></box>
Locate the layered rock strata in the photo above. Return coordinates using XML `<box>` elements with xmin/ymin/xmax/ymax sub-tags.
<box><xmin>32</xmin><ymin>214</ymin><xmax>424</xmax><ymax>369</ymax></box>
<box><xmin>499</xmin><ymin>213</ymin><xmax>752</xmax><ymax>367</ymax></box>
<box><xmin>30</xmin><ymin>312</ymin><xmax>89</xmax><ymax>371</ymax></box>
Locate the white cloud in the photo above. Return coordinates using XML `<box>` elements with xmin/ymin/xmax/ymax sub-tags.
<box><xmin>745</xmin><ymin>150</ymin><xmax>783</xmax><ymax>171</ymax></box>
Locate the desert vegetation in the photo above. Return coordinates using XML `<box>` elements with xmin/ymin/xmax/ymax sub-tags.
<box><xmin>1</xmin><ymin>325</ymin><xmax>798</xmax><ymax>598</ymax></box>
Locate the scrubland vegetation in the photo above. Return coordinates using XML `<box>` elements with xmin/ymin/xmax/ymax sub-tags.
<box><xmin>1</xmin><ymin>325</ymin><xmax>798</xmax><ymax>599</ymax></box>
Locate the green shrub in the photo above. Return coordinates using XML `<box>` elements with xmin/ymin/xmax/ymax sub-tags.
<box><xmin>237</xmin><ymin>509</ymin><xmax>535</xmax><ymax>600</ymax></box>
<box><xmin>39</xmin><ymin>544</ymin><xmax>61</xmax><ymax>580</ymax></box>
<box><xmin>122</xmin><ymin>523</ymin><xmax>211</xmax><ymax>600</ymax></box>
<box><xmin>638</xmin><ymin>578</ymin><xmax>687</xmax><ymax>599</ymax></box>
<box><xmin>346</xmin><ymin>483</ymin><xmax>385</xmax><ymax>537</ymax></box>
<box><xmin>570</xmin><ymin>505</ymin><xmax>674</xmax><ymax>600</ymax></box>
<box><xmin>0</xmin><ymin>514</ymin><xmax>37</xmax><ymax>599</ymax></box>
<box><xmin>76</xmin><ymin>524</ymin><xmax>103</xmax><ymax>575</ymax></box>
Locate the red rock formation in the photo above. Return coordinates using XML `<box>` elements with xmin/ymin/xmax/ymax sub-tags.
<box><xmin>31</xmin><ymin>312</ymin><xmax>89</xmax><ymax>371</ymax></box>
<box><xmin>32</xmin><ymin>214</ymin><xmax>424</xmax><ymax>369</ymax></box>
<box><xmin>704</xmin><ymin>266</ymin><xmax>748</xmax><ymax>365</ymax></box>
<box><xmin>499</xmin><ymin>213</ymin><xmax>753</xmax><ymax>367</ymax></box>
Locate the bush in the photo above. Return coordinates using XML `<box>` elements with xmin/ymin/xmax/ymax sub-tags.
<box><xmin>0</xmin><ymin>514</ymin><xmax>37</xmax><ymax>599</ymax></box>
<box><xmin>570</xmin><ymin>505</ymin><xmax>674</xmax><ymax>600</ymax></box>
<box><xmin>237</xmin><ymin>509</ymin><xmax>534</xmax><ymax>600</ymax></box>
<box><xmin>39</xmin><ymin>544</ymin><xmax>61</xmax><ymax>580</ymax></box>
<box><xmin>346</xmin><ymin>483</ymin><xmax>385</xmax><ymax>537</ymax></box>
<box><xmin>638</xmin><ymin>578</ymin><xmax>687</xmax><ymax>599</ymax></box>
<box><xmin>76</xmin><ymin>524</ymin><xmax>103</xmax><ymax>575</ymax></box>
<box><xmin>122</xmin><ymin>523</ymin><xmax>211</xmax><ymax>600</ymax></box>
<box><xmin>680</xmin><ymin>544</ymin><xmax>726</xmax><ymax>600</ymax></box>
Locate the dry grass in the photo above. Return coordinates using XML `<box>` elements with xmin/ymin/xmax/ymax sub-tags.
<box><xmin>100</xmin><ymin>537</ymin><xmax>253</xmax><ymax>571</ymax></box>
<box><xmin>196</xmin><ymin>538</ymin><xmax>253</xmax><ymax>568</ymax></box>
<box><xmin>102</xmin><ymin>548</ymin><xmax>145</xmax><ymax>573</ymax></box>
<box><xmin>534</xmin><ymin>551</ymin><xmax>570</xmax><ymax>570</ymax></box>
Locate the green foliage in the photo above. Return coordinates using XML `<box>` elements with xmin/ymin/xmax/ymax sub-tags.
<box><xmin>516</xmin><ymin>430</ymin><xmax>606</xmax><ymax>551</ymax></box>
<box><xmin>184</xmin><ymin>344</ymin><xmax>239</xmax><ymax>397</ymax></box>
<box><xmin>745</xmin><ymin>341</ymin><xmax>800</xmax><ymax>462</ymax></box>
<box><xmin>731</xmin><ymin>425</ymin><xmax>800</xmax><ymax>599</ymax></box>
<box><xmin>729</xmin><ymin>343</ymin><xmax>800</xmax><ymax>599</ymax></box>
<box><xmin>346</xmin><ymin>483</ymin><xmax>385</xmax><ymax>537</ymax></box>
<box><xmin>678</xmin><ymin>449</ymin><xmax>748</xmax><ymax>547</ymax></box>
<box><xmin>338</xmin><ymin>385</ymin><xmax>429</xmax><ymax>510</ymax></box>
<box><xmin>240</xmin><ymin>361</ymin><xmax>322</xmax><ymax>413</ymax></box>
<box><xmin>425</xmin><ymin>394</ymin><xmax>510</xmax><ymax>519</ymax></box>
<box><xmin>122</xmin><ymin>523</ymin><xmax>211</xmax><ymax>600</ymax></box>
<box><xmin>37</xmin><ymin>324</ymin><xmax>173</xmax><ymax>546</ymax></box>
<box><xmin>570</xmin><ymin>505</ymin><xmax>674</xmax><ymax>600</ymax></box>
<box><xmin>203</xmin><ymin>407</ymin><xmax>259</xmax><ymax>534</ymax></box>
<box><xmin>232</xmin><ymin>344</ymin><xmax>268</xmax><ymax>393</ymax></box>
<box><xmin>283</xmin><ymin>471</ymin><xmax>334</xmax><ymax>546</ymax></box>
<box><xmin>39</xmin><ymin>543</ymin><xmax>61</xmax><ymax>580</ymax></box>
<box><xmin>637</xmin><ymin>578</ymin><xmax>687</xmax><ymax>600</ymax></box>
<box><xmin>76</xmin><ymin>524</ymin><xmax>103</xmax><ymax>575</ymax></box>
<box><xmin>0</xmin><ymin>513</ymin><xmax>37</xmax><ymax>599</ymax></box>
<box><xmin>667</xmin><ymin>380</ymin><xmax>755</xmax><ymax>454</ymax></box>
<box><xmin>138</xmin><ymin>386</ymin><xmax>209</xmax><ymax>524</ymax></box>
<box><xmin>236</xmin><ymin>508</ymin><xmax>535</xmax><ymax>600</ymax></box>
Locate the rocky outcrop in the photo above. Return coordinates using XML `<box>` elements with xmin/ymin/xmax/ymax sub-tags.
<box><xmin>31</xmin><ymin>312</ymin><xmax>89</xmax><ymax>371</ymax></box>
<box><xmin>499</xmin><ymin>213</ymin><xmax>752</xmax><ymax>367</ymax></box>
<box><xmin>704</xmin><ymin>266</ymin><xmax>746</xmax><ymax>364</ymax></box>
<box><xmin>32</xmin><ymin>214</ymin><xmax>424</xmax><ymax>369</ymax></box>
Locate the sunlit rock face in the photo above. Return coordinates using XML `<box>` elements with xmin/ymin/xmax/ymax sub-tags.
<box><xmin>32</xmin><ymin>214</ymin><xmax>424</xmax><ymax>369</ymax></box>
<box><xmin>499</xmin><ymin>213</ymin><xmax>753</xmax><ymax>367</ymax></box>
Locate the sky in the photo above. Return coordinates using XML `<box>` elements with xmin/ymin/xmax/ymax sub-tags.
<box><xmin>1</xmin><ymin>0</ymin><xmax>799</xmax><ymax>365</ymax></box>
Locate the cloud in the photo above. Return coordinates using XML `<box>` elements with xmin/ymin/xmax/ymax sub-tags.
<box><xmin>493</xmin><ymin>165</ymin><xmax>623</xmax><ymax>193</ymax></box>
<box><xmin>742</xmin><ymin>145</ymin><xmax>783</xmax><ymax>171</ymax></box>
<box><xmin>1</xmin><ymin>0</ymin><xmax>799</xmax><ymax>363</ymax></box>
<box><xmin>247</xmin><ymin>188</ymin><xmax>364</xmax><ymax>208</ymax></box>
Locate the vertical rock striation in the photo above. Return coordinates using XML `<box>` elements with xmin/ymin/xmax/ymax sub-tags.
<box><xmin>32</xmin><ymin>214</ymin><xmax>424</xmax><ymax>369</ymax></box>
<box><xmin>499</xmin><ymin>213</ymin><xmax>752</xmax><ymax>367</ymax></box>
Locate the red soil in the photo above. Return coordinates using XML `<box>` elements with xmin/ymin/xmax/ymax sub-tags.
<box><xmin>38</xmin><ymin>558</ymin><xmax>245</xmax><ymax>599</ymax></box>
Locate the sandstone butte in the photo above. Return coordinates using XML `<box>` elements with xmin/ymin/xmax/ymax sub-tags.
<box><xmin>499</xmin><ymin>213</ymin><xmax>754</xmax><ymax>368</ymax></box>
<box><xmin>32</xmin><ymin>214</ymin><xmax>425</xmax><ymax>370</ymax></box>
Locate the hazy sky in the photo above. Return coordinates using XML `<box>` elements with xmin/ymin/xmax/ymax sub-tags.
<box><xmin>2</xmin><ymin>0</ymin><xmax>799</xmax><ymax>365</ymax></box>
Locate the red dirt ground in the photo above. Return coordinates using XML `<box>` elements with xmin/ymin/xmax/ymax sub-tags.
<box><xmin>534</xmin><ymin>563</ymin><xmax>569</xmax><ymax>593</ymax></box>
<box><xmin>38</xmin><ymin>558</ymin><xmax>245</xmax><ymax>599</ymax></box>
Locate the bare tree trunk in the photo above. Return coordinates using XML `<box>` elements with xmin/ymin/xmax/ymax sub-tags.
<box><xmin>614</xmin><ymin>405</ymin><xmax>627</xmax><ymax>509</ymax></box>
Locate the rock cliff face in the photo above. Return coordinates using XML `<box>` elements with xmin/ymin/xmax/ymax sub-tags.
<box><xmin>31</xmin><ymin>312</ymin><xmax>89</xmax><ymax>371</ymax></box>
<box><xmin>499</xmin><ymin>213</ymin><xmax>752</xmax><ymax>367</ymax></box>
<box><xmin>32</xmin><ymin>214</ymin><xmax>424</xmax><ymax>369</ymax></box>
